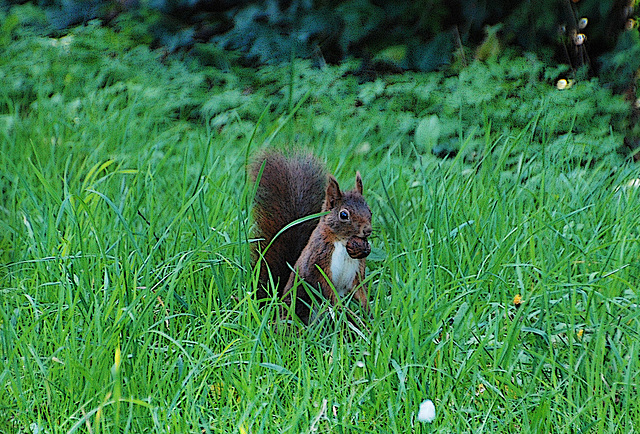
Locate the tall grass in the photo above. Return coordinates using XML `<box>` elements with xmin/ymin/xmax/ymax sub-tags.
<box><xmin>2</xmin><ymin>19</ymin><xmax>640</xmax><ymax>433</ymax></box>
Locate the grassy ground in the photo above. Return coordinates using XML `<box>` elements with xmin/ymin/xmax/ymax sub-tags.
<box><xmin>2</xmin><ymin>11</ymin><xmax>640</xmax><ymax>433</ymax></box>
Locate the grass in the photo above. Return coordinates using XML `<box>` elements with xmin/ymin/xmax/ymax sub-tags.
<box><xmin>2</xmin><ymin>11</ymin><xmax>640</xmax><ymax>433</ymax></box>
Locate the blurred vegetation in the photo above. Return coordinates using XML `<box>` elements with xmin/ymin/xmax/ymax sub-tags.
<box><xmin>1</xmin><ymin>0</ymin><xmax>639</xmax><ymax>154</ymax></box>
<box><xmin>2</xmin><ymin>0</ymin><xmax>637</xmax><ymax>73</ymax></box>
<box><xmin>0</xmin><ymin>4</ymin><xmax>632</xmax><ymax>167</ymax></box>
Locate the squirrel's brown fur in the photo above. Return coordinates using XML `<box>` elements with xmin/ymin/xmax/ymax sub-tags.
<box><xmin>250</xmin><ymin>151</ymin><xmax>372</xmax><ymax>324</ymax></box>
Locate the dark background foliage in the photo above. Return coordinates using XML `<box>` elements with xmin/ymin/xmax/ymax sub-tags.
<box><xmin>2</xmin><ymin>0</ymin><xmax>639</xmax><ymax>153</ymax></box>
<box><xmin>5</xmin><ymin>0</ymin><xmax>637</xmax><ymax>71</ymax></box>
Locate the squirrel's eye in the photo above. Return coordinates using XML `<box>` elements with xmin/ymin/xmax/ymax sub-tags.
<box><xmin>339</xmin><ymin>210</ymin><xmax>349</xmax><ymax>221</ymax></box>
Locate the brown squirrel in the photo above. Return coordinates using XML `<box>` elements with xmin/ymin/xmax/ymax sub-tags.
<box><xmin>250</xmin><ymin>151</ymin><xmax>372</xmax><ymax>324</ymax></box>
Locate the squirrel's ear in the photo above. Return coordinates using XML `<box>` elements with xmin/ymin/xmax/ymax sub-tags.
<box><xmin>355</xmin><ymin>171</ymin><xmax>363</xmax><ymax>194</ymax></box>
<box><xmin>325</xmin><ymin>175</ymin><xmax>342</xmax><ymax>209</ymax></box>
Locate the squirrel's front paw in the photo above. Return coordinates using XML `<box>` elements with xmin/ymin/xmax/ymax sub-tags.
<box><xmin>346</xmin><ymin>236</ymin><xmax>371</xmax><ymax>259</ymax></box>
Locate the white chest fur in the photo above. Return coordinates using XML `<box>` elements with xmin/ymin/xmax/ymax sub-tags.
<box><xmin>330</xmin><ymin>241</ymin><xmax>360</xmax><ymax>296</ymax></box>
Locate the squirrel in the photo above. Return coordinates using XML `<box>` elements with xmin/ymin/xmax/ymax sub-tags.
<box><xmin>250</xmin><ymin>151</ymin><xmax>373</xmax><ymax>324</ymax></box>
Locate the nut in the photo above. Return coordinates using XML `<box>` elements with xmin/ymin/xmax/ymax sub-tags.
<box><xmin>346</xmin><ymin>236</ymin><xmax>371</xmax><ymax>259</ymax></box>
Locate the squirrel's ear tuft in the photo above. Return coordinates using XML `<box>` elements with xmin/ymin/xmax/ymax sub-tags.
<box><xmin>355</xmin><ymin>171</ymin><xmax>363</xmax><ymax>194</ymax></box>
<box><xmin>325</xmin><ymin>175</ymin><xmax>342</xmax><ymax>209</ymax></box>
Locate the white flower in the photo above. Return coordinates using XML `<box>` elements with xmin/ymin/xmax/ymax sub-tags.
<box><xmin>417</xmin><ymin>399</ymin><xmax>436</xmax><ymax>423</ymax></box>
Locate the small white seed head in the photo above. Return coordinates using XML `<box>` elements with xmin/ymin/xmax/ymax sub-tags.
<box><xmin>418</xmin><ymin>399</ymin><xmax>436</xmax><ymax>423</ymax></box>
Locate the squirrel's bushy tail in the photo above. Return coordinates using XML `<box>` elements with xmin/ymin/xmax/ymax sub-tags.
<box><xmin>250</xmin><ymin>151</ymin><xmax>327</xmax><ymax>298</ymax></box>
